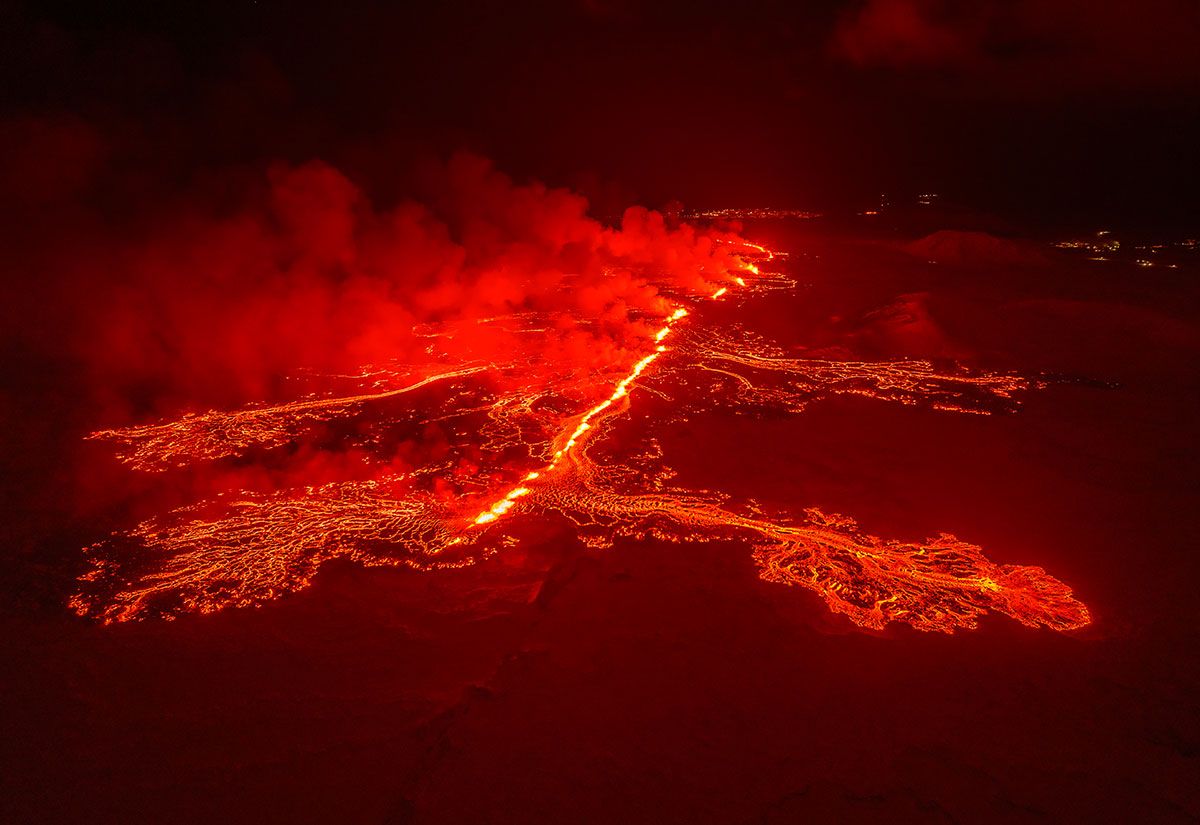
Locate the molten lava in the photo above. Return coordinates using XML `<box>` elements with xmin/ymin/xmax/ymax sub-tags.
<box><xmin>74</xmin><ymin>239</ymin><xmax>1089</xmax><ymax>634</ymax></box>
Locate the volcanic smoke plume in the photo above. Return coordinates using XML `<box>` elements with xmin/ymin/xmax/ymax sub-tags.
<box><xmin>55</xmin><ymin>153</ymin><xmax>1087</xmax><ymax>634</ymax></box>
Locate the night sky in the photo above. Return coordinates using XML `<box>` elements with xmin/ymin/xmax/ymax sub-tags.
<box><xmin>4</xmin><ymin>0</ymin><xmax>1199</xmax><ymax>226</ymax></box>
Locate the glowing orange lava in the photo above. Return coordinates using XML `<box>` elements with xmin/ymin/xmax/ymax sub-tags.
<box><xmin>76</xmin><ymin>241</ymin><xmax>1089</xmax><ymax>634</ymax></box>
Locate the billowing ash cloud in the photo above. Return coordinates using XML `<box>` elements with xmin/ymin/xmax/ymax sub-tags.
<box><xmin>0</xmin><ymin>117</ymin><xmax>755</xmax><ymax>519</ymax></box>
<box><xmin>0</xmin><ymin>119</ymin><xmax>747</xmax><ymax>422</ymax></box>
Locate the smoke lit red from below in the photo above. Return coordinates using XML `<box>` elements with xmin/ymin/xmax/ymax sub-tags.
<box><xmin>70</xmin><ymin>156</ymin><xmax>1089</xmax><ymax>635</ymax></box>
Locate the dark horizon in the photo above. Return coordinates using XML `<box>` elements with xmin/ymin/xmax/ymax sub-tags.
<box><xmin>4</xmin><ymin>0</ymin><xmax>1199</xmax><ymax>231</ymax></box>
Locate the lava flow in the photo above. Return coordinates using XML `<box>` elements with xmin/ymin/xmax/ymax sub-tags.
<box><xmin>73</xmin><ymin>219</ymin><xmax>1089</xmax><ymax>634</ymax></box>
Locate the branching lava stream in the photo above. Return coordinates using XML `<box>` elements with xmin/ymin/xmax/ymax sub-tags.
<box><xmin>73</xmin><ymin>242</ymin><xmax>1089</xmax><ymax>633</ymax></box>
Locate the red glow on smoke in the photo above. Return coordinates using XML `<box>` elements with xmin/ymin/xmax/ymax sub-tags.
<box><xmin>67</xmin><ymin>156</ymin><xmax>1088</xmax><ymax>635</ymax></box>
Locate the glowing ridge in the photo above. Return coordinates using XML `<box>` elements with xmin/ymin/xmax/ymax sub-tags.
<box><xmin>74</xmin><ymin>241</ymin><xmax>1090</xmax><ymax>633</ymax></box>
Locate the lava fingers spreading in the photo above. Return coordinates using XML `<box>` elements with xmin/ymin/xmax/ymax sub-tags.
<box><xmin>89</xmin><ymin>365</ymin><xmax>495</xmax><ymax>471</ymax></box>
<box><xmin>680</xmin><ymin>325</ymin><xmax>1032</xmax><ymax>414</ymax></box>
<box><xmin>70</xmin><ymin>479</ymin><xmax>483</xmax><ymax>624</ymax></box>
<box><xmin>75</xmin><ymin>183</ymin><xmax>1089</xmax><ymax>633</ymax></box>
<box><xmin>752</xmin><ymin>511</ymin><xmax>1088</xmax><ymax>633</ymax></box>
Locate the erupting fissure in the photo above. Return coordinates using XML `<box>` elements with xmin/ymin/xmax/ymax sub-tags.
<box><xmin>75</xmin><ymin>234</ymin><xmax>1089</xmax><ymax>634</ymax></box>
<box><xmin>472</xmin><ymin>307</ymin><xmax>690</xmax><ymax>526</ymax></box>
